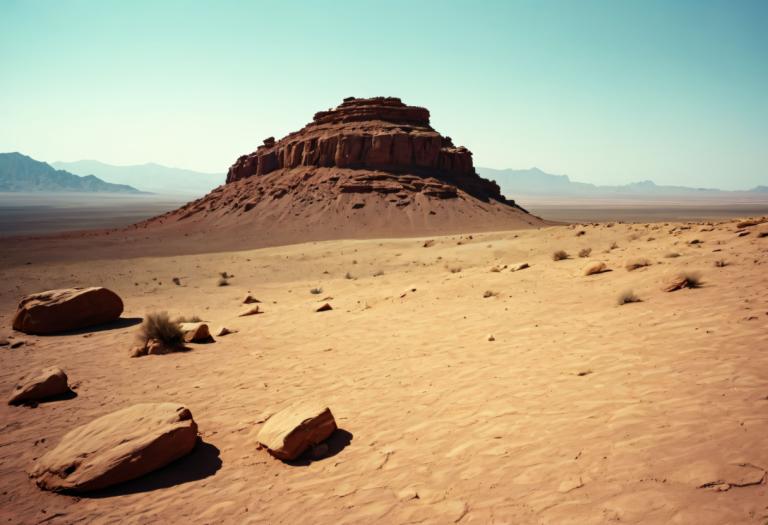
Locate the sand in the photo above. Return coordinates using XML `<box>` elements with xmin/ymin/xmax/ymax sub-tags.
<box><xmin>1</xmin><ymin>218</ymin><xmax>767</xmax><ymax>523</ymax></box>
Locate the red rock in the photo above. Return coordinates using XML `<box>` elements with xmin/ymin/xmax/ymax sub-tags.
<box><xmin>12</xmin><ymin>288</ymin><xmax>123</xmax><ymax>335</ymax></box>
<box><xmin>30</xmin><ymin>403</ymin><xmax>198</xmax><ymax>492</ymax></box>
<box><xmin>257</xmin><ymin>403</ymin><xmax>337</xmax><ymax>461</ymax></box>
<box><xmin>8</xmin><ymin>367</ymin><xmax>71</xmax><ymax>405</ymax></box>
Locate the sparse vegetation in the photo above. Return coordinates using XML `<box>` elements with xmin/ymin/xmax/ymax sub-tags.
<box><xmin>220</xmin><ymin>271</ymin><xmax>230</xmax><ymax>278</ymax></box>
<box><xmin>609</xmin><ymin>241</ymin><xmax>619</xmax><ymax>250</ymax></box>
<box><xmin>139</xmin><ymin>312</ymin><xmax>184</xmax><ymax>347</ymax></box>
<box><xmin>677</xmin><ymin>272</ymin><xmax>703</xmax><ymax>289</ymax></box>
<box><xmin>552</xmin><ymin>250</ymin><xmax>569</xmax><ymax>261</ymax></box>
<box><xmin>310</xmin><ymin>287</ymin><xmax>323</xmax><ymax>295</ymax></box>
<box><xmin>578</xmin><ymin>247</ymin><xmax>592</xmax><ymax>258</ymax></box>
<box><xmin>625</xmin><ymin>258</ymin><xmax>651</xmax><ymax>271</ymax></box>
<box><xmin>172</xmin><ymin>277</ymin><xmax>181</xmax><ymax>286</ymax></box>
<box><xmin>483</xmin><ymin>290</ymin><xmax>498</xmax><ymax>298</ymax></box>
<box><xmin>448</xmin><ymin>266</ymin><xmax>462</xmax><ymax>273</ymax></box>
<box><xmin>617</xmin><ymin>290</ymin><xmax>641</xmax><ymax>305</ymax></box>
<box><xmin>344</xmin><ymin>272</ymin><xmax>354</xmax><ymax>280</ymax></box>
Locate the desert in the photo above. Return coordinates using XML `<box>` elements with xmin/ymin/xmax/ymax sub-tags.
<box><xmin>3</xmin><ymin>2</ymin><xmax>768</xmax><ymax>523</ymax></box>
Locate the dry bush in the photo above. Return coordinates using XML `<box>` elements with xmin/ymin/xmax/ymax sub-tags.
<box><xmin>677</xmin><ymin>272</ymin><xmax>703</xmax><ymax>289</ymax></box>
<box><xmin>552</xmin><ymin>250</ymin><xmax>569</xmax><ymax>261</ymax></box>
<box><xmin>220</xmin><ymin>271</ymin><xmax>230</xmax><ymax>278</ymax></box>
<box><xmin>609</xmin><ymin>241</ymin><xmax>619</xmax><ymax>250</ymax></box>
<box><xmin>483</xmin><ymin>290</ymin><xmax>498</xmax><ymax>298</ymax></box>
<box><xmin>448</xmin><ymin>266</ymin><xmax>462</xmax><ymax>273</ymax></box>
<box><xmin>172</xmin><ymin>277</ymin><xmax>181</xmax><ymax>286</ymax></box>
<box><xmin>617</xmin><ymin>290</ymin><xmax>641</xmax><ymax>305</ymax></box>
<box><xmin>578</xmin><ymin>247</ymin><xmax>592</xmax><ymax>258</ymax></box>
<box><xmin>625</xmin><ymin>258</ymin><xmax>651</xmax><ymax>271</ymax></box>
<box><xmin>310</xmin><ymin>287</ymin><xmax>323</xmax><ymax>295</ymax></box>
<box><xmin>139</xmin><ymin>312</ymin><xmax>184</xmax><ymax>347</ymax></box>
<box><xmin>344</xmin><ymin>272</ymin><xmax>354</xmax><ymax>280</ymax></box>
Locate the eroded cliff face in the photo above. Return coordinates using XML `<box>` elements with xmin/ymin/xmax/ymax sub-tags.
<box><xmin>225</xmin><ymin>97</ymin><xmax>504</xmax><ymax>203</ymax></box>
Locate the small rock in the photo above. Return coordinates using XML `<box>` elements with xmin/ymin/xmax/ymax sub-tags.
<box><xmin>179</xmin><ymin>322</ymin><xmax>213</xmax><ymax>343</ymax></box>
<box><xmin>8</xmin><ymin>367</ymin><xmax>71</xmax><ymax>406</ymax></box>
<box><xmin>10</xmin><ymin>340</ymin><xmax>25</xmax><ymax>349</ymax></box>
<box><xmin>257</xmin><ymin>403</ymin><xmax>337</xmax><ymax>461</ymax></box>
<box><xmin>239</xmin><ymin>305</ymin><xmax>262</xmax><ymax>317</ymax></box>
<box><xmin>316</xmin><ymin>303</ymin><xmax>333</xmax><ymax>312</ymax></box>
<box><xmin>487</xmin><ymin>334</ymin><xmax>495</xmax><ymax>342</ymax></box>
<box><xmin>243</xmin><ymin>295</ymin><xmax>261</xmax><ymax>304</ymax></box>
<box><xmin>215</xmin><ymin>327</ymin><xmax>235</xmax><ymax>337</ymax></box>
<box><xmin>511</xmin><ymin>262</ymin><xmax>530</xmax><ymax>272</ymax></box>
<box><xmin>583</xmin><ymin>261</ymin><xmax>608</xmax><ymax>276</ymax></box>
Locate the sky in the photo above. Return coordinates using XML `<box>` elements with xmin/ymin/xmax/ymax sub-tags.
<box><xmin>1</xmin><ymin>0</ymin><xmax>766</xmax><ymax>190</ymax></box>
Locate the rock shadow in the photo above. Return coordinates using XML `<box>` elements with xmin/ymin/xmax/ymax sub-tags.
<box><xmin>84</xmin><ymin>439</ymin><xmax>222</xmax><ymax>498</ymax></box>
<box><xmin>286</xmin><ymin>428</ymin><xmax>353</xmax><ymax>467</ymax></box>
<box><xmin>54</xmin><ymin>317</ymin><xmax>144</xmax><ymax>336</ymax></box>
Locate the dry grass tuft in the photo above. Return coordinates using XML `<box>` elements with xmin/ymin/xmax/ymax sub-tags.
<box><xmin>483</xmin><ymin>290</ymin><xmax>498</xmax><ymax>298</ymax></box>
<box><xmin>552</xmin><ymin>250</ymin><xmax>569</xmax><ymax>261</ymax></box>
<box><xmin>617</xmin><ymin>290</ymin><xmax>641</xmax><ymax>305</ymax></box>
<box><xmin>139</xmin><ymin>312</ymin><xmax>184</xmax><ymax>347</ymax></box>
<box><xmin>176</xmin><ymin>315</ymin><xmax>203</xmax><ymax>323</ymax></box>
<box><xmin>578</xmin><ymin>247</ymin><xmax>592</xmax><ymax>258</ymax></box>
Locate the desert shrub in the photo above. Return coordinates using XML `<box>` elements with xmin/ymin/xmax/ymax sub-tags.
<box><xmin>483</xmin><ymin>290</ymin><xmax>498</xmax><ymax>298</ymax></box>
<box><xmin>344</xmin><ymin>272</ymin><xmax>354</xmax><ymax>280</ymax></box>
<box><xmin>617</xmin><ymin>290</ymin><xmax>641</xmax><ymax>305</ymax></box>
<box><xmin>552</xmin><ymin>250</ymin><xmax>569</xmax><ymax>261</ymax></box>
<box><xmin>310</xmin><ymin>287</ymin><xmax>323</xmax><ymax>295</ymax></box>
<box><xmin>172</xmin><ymin>277</ymin><xmax>181</xmax><ymax>286</ymax></box>
<box><xmin>609</xmin><ymin>241</ymin><xmax>619</xmax><ymax>250</ymax></box>
<box><xmin>678</xmin><ymin>272</ymin><xmax>702</xmax><ymax>288</ymax></box>
<box><xmin>578</xmin><ymin>248</ymin><xmax>592</xmax><ymax>258</ymax></box>
<box><xmin>625</xmin><ymin>258</ymin><xmax>651</xmax><ymax>271</ymax></box>
<box><xmin>139</xmin><ymin>312</ymin><xmax>184</xmax><ymax>346</ymax></box>
<box><xmin>220</xmin><ymin>271</ymin><xmax>230</xmax><ymax>278</ymax></box>
<box><xmin>448</xmin><ymin>266</ymin><xmax>462</xmax><ymax>273</ymax></box>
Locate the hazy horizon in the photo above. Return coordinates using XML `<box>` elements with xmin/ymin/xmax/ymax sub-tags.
<box><xmin>1</xmin><ymin>0</ymin><xmax>766</xmax><ymax>190</ymax></box>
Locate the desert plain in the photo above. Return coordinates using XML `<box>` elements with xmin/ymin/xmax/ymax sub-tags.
<box><xmin>1</xmin><ymin>214</ymin><xmax>767</xmax><ymax>524</ymax></box>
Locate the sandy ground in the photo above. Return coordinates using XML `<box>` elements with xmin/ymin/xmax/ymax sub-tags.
<box><xmin>1</xmin><ymin>219</ymin><xmax>767</xmax><ymax>524</ymax></box>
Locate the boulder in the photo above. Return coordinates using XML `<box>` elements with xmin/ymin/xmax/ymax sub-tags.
<box><xmin>256</xmin><ymin>403</ymin><xmax>337</xmax><ymax>461</ymax></box>
<box><xmin>179</xmin><ymin>322</ymin><xmax>212</xmax><ymax>343</ymax></box>
<box><xmin>30</xmin><ymin>403</ymin><xmax>198</xmax><ymax>492</ymax></box>
<box><xmin>8</xmin><ymin>367</ymin><xmax>71</xmax><ymax>405</ymax></box>
<box><xmin>12</xmin><ymin>287</ymin><xmax>123</xmax><ymax>335</ymax></box>
<box><xmin>583</xmin><ymin>261</ymin><xmax>608</xmax><ymax>276</ymax></box>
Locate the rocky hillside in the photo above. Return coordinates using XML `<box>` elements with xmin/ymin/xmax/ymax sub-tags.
<box><xmin>140</xmin><ymin>97</ymin><xmax>544</xmax><ymax>246</ymax></box>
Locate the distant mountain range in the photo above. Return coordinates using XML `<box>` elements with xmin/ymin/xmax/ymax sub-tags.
<box><xmin>478</xmin><ymin>167</ymin><xmax>767</xmax><ymax>199</ymax></box>
<box><xmin>53</xmin><ymin>160</ymin><xmax>224</xmax><ymax>196</ymax></box>
<box><xmin>0</xmin><ymin>153</ymin><xmax>141</xmax><ymax>193</ymax></box>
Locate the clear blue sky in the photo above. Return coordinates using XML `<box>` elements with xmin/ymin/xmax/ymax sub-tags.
<box><xmin>1</xmin><ymin>0</ymin><xmax>766</xmax><ymax>189</ymax></box>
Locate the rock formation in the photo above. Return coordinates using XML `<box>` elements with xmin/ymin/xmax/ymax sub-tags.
<box><xmin>139</xmin><ymin>97</ymin><xmax>546</xmax><ymax>247</ymax></box>
<box><xmin>30</xmin><ymin>403</ymin><xmax>198</xmax><ymax>492</ymax></box>
<box><xmin>257</xmin><ymin>403</ymin><xmax>337</xmax><ymax>461</ymax></box>
<box><xmin>8</xmin><ymin>367</ymin><xmax>71</xmax><ymax>406</ymax></box>
<box><xmin>12</xmin><ymin>288</ymin><xmax>124</xmax><ymax>335</ymax></box>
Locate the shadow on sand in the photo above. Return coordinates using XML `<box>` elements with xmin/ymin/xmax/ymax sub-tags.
<box><xmin>84</xmin><ymin>439</ymin><xmax>222</xmax><ymax>498</ymax></box>
<box><xmin>56</xmin><ymin>317</ymin><xmax>144</xmax><ymax>336</ymax></box>
<box><xmin>285</xmin><ymin>428</ymin><xmax>353</xmax><ymax>467</ymax></box>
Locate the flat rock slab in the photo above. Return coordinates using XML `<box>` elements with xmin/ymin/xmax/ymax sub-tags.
<box><xmin>257</xmin><ymin>403</ymin><xmax>337</xmax><ymax>461</ymax></box>
<box><xmin>8</xmin><ymin>366</ymin><xmax>70</xmax><ymax>405</ymax></box>
<box><xmin>30</xmin><ymin>403</ymin><xmax>198</xmax><ymax>492</ymax></box>
<box><xmin>12</xmin><ymin>287</ymin><xmax>123</xmax><ymax>335</ymax></box>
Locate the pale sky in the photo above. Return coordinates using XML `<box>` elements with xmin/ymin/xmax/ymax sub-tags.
<box><xmin>1</xmin><ymin>0</ymin><xmax>766</xmax><ymax>189</ymax></box>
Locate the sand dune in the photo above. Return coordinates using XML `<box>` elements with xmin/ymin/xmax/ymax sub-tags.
<box><xmin>1</xmin><ymin>218</ymin><xmax>767</xmax><ymax>523</ymax></box>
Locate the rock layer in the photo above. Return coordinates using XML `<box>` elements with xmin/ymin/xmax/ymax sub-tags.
<box><xmin>226</xmin><ymin>97</ymin><xmax>505</xmax><ymax>203</ymax></box>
